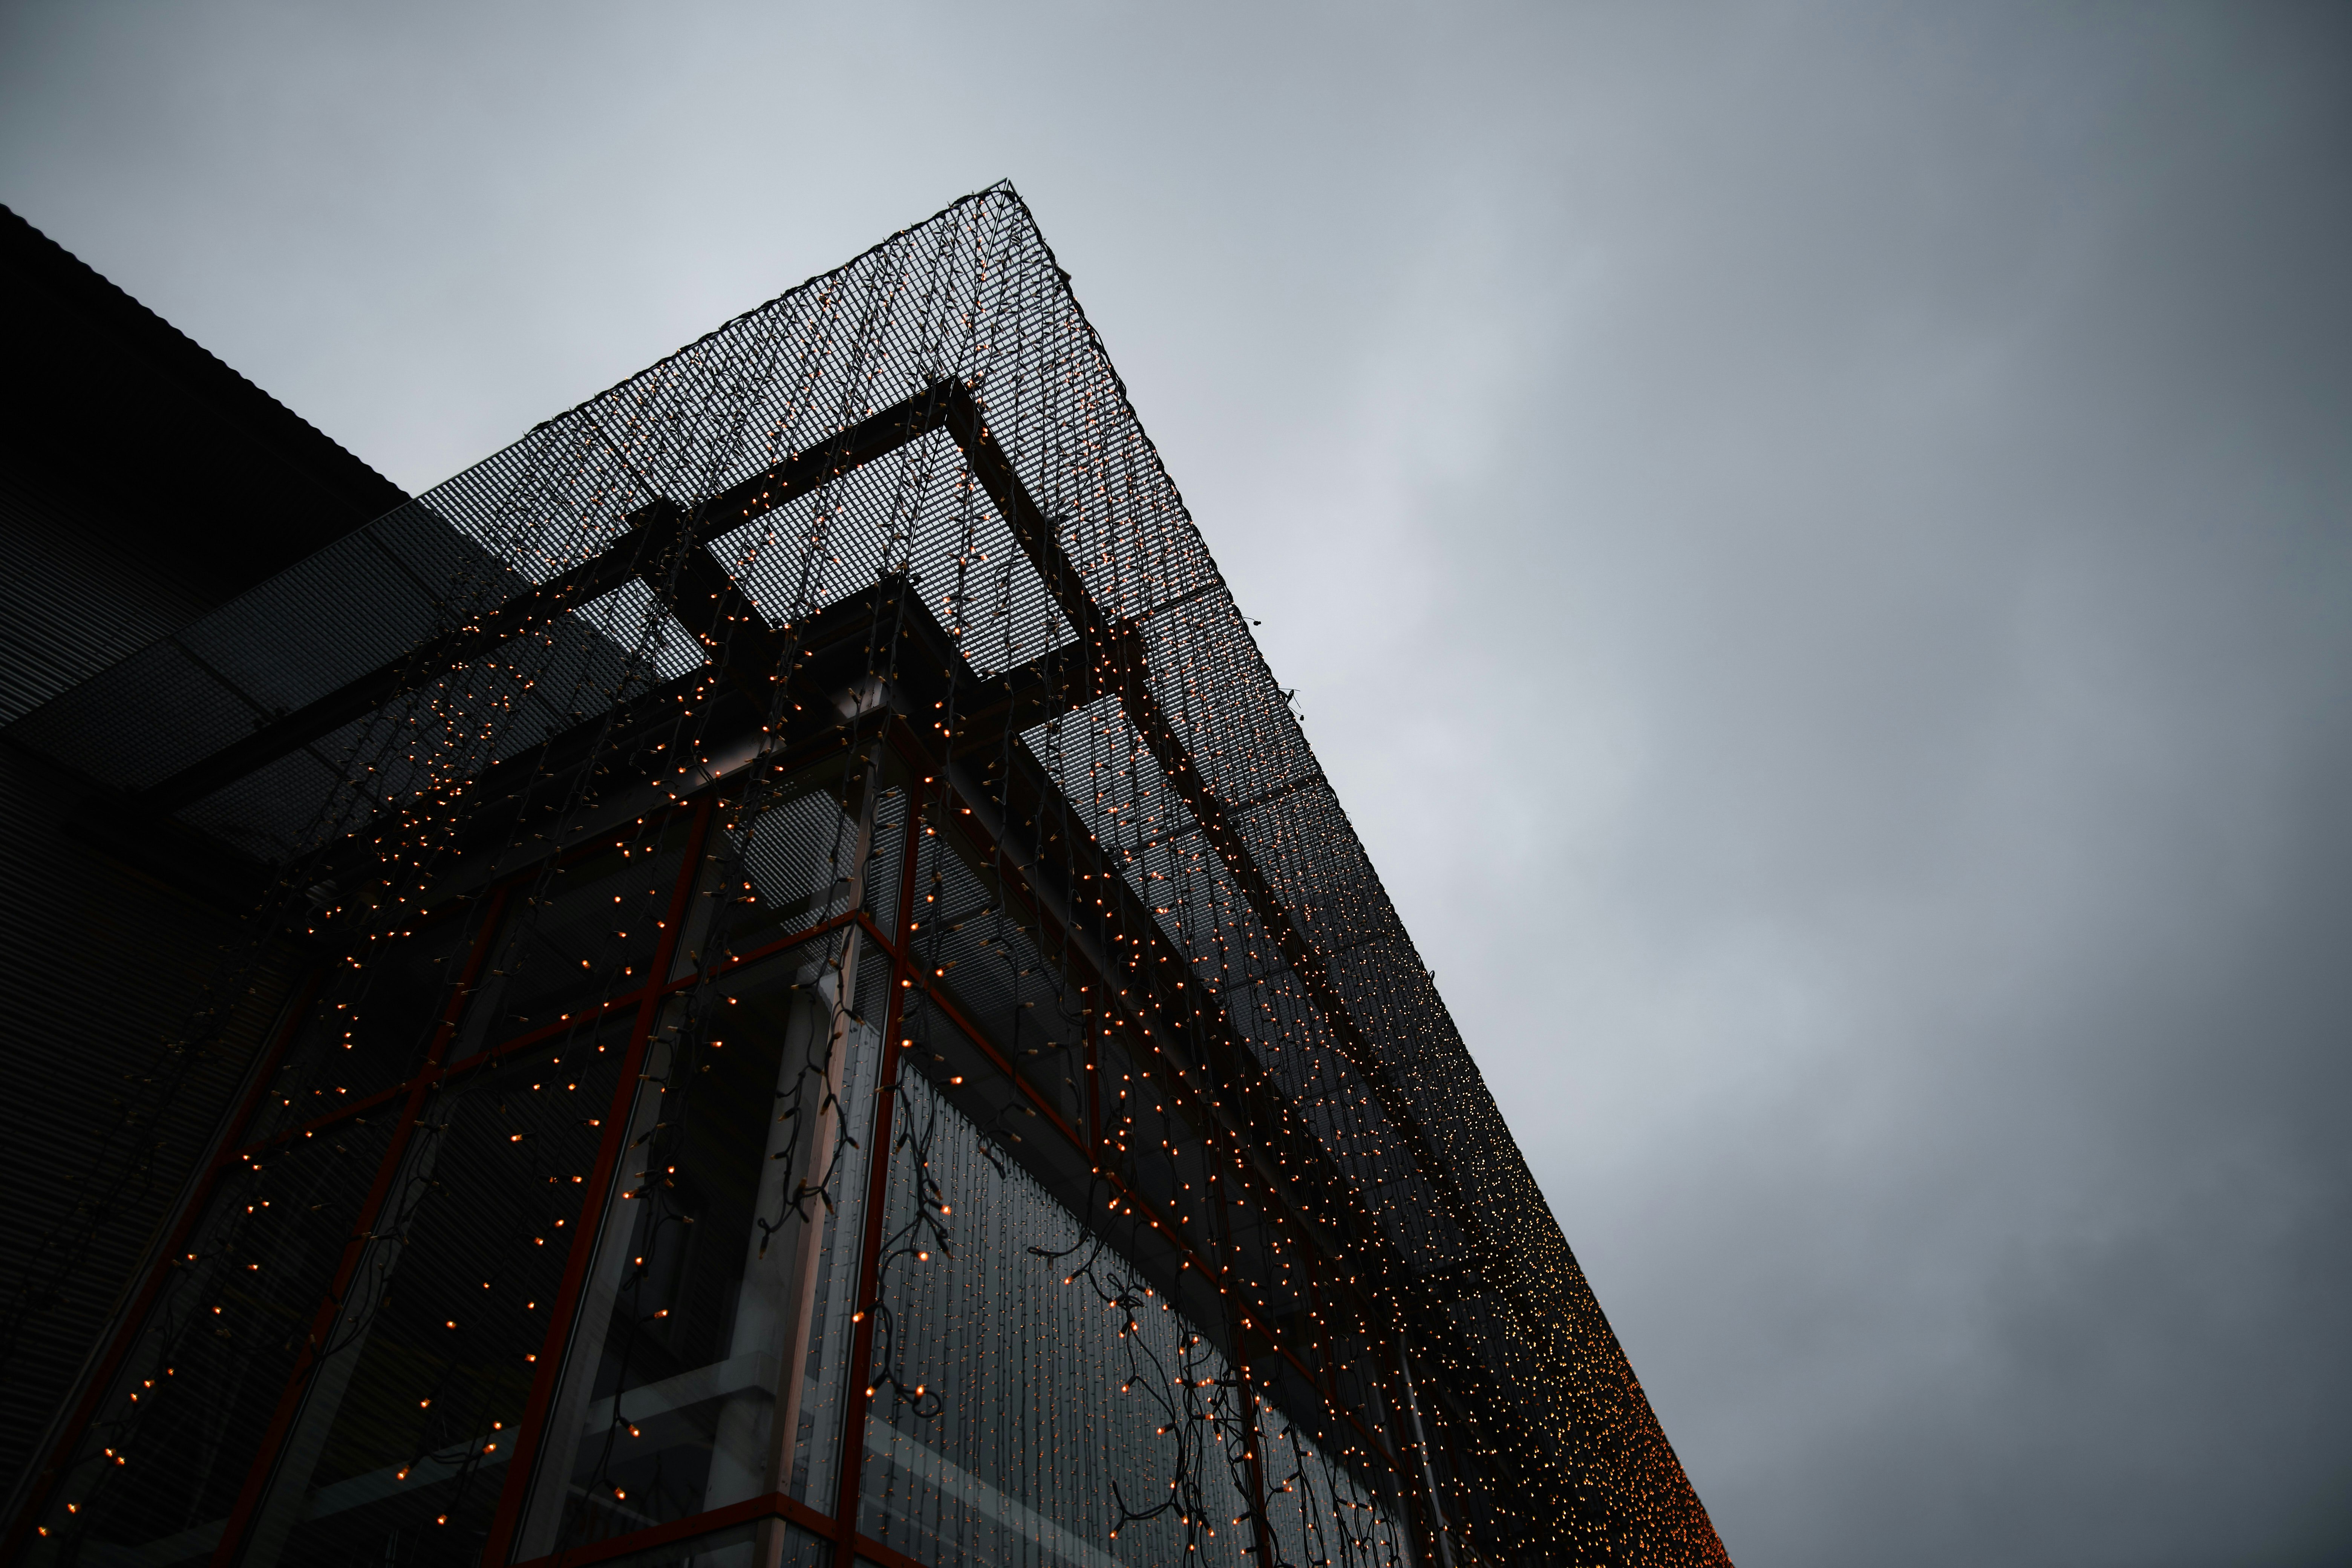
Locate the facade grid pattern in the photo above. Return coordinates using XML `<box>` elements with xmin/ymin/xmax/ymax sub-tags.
<box><xmin>3</xmin><ymin>185</ymin><xmax>1725</xmax><ymax>1568</ymax></box>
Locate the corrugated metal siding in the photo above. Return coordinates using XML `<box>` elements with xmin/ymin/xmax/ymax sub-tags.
<box><xmin>0</xmin><ymin>741</ymin><xmax>302</xmax><ymax>1499</ymax></box>
<box><xmin>0</xmin><ymin>466</ymin><xmax>310</xmax><ymax>1501</ymax></box>
<box><xmin>0</xmin><ymin>207</ymin><xmax>409</xmax><ymax>1533</ymax></box>
<box><xmin>0</xmin><ymin>473</ymin><xmax>212</xmax><ymax>727</ymax></box>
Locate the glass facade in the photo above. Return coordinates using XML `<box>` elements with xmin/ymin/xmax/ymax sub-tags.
<box><xmin>857</xmin><ymin>1068</ymin><xmax>1409</xmax><ymax>1568</ymax></box>
<box><xmin>21</xmin><ymin>750</ymin><xmax>1415</xmax><ymax>1568</ymax></box>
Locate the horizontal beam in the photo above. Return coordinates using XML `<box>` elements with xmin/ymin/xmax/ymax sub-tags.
<box><xmin>933</xmin><ymin>384</ymin><xmax>1514</xmax><ymax>1305</ymax></box>
<box><xmin>133</xmin><ymin>387</ymin><xmax>952</xmax><ymax>814</ymax></box>
<box><xmin>132</xmin><ymin>515</ymin><xmax>672</xmax><ymax>813</ymax></box>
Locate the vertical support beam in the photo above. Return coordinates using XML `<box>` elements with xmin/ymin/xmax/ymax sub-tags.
<box><xmin>770</xmin><ymin>740</ymin><xmax>888</xmax><ymax>1473</ymax></box>
<box><xmin>1208</xmin><ymin>1174</ymin><xmax>1279</xmax><ymax>1568</ymax></box>
<box><xmin>828</xmin><ymin>753</ymin><xmax>927</xmax><ymax>1564</ymax></box>
<box><xmin>747</xmin><ymin>738</ymin><xmax>893</xmax><ymax>1568</ymax></box>
<box><xmin>0</xmin><ymin>965</ymin><xmax>323</xmax><ymax>1562</ymax></box>
<box><xmin>484</xmin><ymin>797</ymin><xmax>715</xmax><ymax>1561</ymax></box>
<box><xmin>1236</xmin><ymin>1355</ymin><xmax>1280</xmax><ymax>1566</ymax></box>
<box><xmin>1357</xmin><ymin>1317</ymin><xmax>1439</xmax><ymax>1568</ymax></box>
<box><xmin>208</xmin><ymin>882</ymin><xmax>513</xmax><ymax>1567</ymax></box>
<box><xmin>1390</xmin><ymin>1336</ymin><xmax>1457</xmax><ymax>1568</ymax></box>
<box><xmin>1307</xmin><ymin>1266</ymin><xmax>1339</xmax><ymax>1409</ymax></box>
<box><xmin>1084</xmin><ymin>1006</ymin><xmax>1102</xmax><ymax>1159</ymax></box>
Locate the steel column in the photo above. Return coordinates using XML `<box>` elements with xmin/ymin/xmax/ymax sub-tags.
<box><xmin>1216</xmin><ymin>1182</ymin><xmax>1280</xmax><ymax>1568</ymax></box>
<box><xmin>482</xmin><ymin>795</ymin><xmax>715</xmax><ymax>1561</ymax></box>
<box><xmin>205</xmin><ymin>882</ymin><xmax>511</xmax><ymax>1566</ymax></box>
<box><xmin>749</xmin><ymin>738</ymin><xmax>894</xmax><ymax>1568</ymax></box>
<box><xmin>826</xmin><ymin>751</ymin><xmax>928</xmax><ymax>1564</ymax></box>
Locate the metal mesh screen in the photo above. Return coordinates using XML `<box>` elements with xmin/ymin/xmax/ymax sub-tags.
<box><xmin>6</xmin><ymin>184</ymin><xmax>1721</xmax><ymax>1568</ymax></box>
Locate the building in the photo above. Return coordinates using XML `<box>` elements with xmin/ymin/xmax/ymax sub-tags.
<box><xmin>0</xmin><ymin>198</ymin><xmax>410</xmax><ymax>1514</ymax></box>
<box><xmin>0</xmin><ymin>187</ymin><xmax>1728</xmax><ymax>1568</ymax></box>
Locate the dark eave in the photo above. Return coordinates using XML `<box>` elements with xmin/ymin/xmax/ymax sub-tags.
<box><xmin>0</xmin><ymin>204</ymin><xmax>408</xmax><ymax>602</ymax></box>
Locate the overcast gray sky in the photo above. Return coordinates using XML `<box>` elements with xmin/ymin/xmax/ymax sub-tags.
<box><xmin>5</xmin><ymin>4</ymin><xmax>2347</xmax><ymax>1563</ymax></box>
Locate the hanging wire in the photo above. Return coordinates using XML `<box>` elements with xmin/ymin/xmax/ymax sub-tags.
<box><xmin>8</xmin><ymin>183</ymin><xmax>1725</xmax><ymax>1568</ymax></box>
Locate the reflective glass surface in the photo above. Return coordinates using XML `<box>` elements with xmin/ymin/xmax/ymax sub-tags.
<box><xmin>858</xmin><ymin>1072</ymin><xmax>1410</xmax><ymax>1568</ymax></box>
<box><xmin>516</xmin><ymin>943</ymin><xmax>884</xmax><ymax>1558</ymax></box>
<box><xmin>239</xmin><ymin>1027</ymin><xmax>628</xmax><ymax>1565</ymax></box>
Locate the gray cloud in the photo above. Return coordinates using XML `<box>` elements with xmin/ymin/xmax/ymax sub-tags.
<box><xmin>5</xmin><ymin>4</ymin><xmax>2346</xmax><ymax>1562</ymax></box>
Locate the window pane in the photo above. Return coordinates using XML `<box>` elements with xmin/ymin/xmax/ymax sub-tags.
<box><xmin>856</xmin><ymin>1071</ymin><xmax>1411</xmax><ymax>1568</ymax></box>
<box><xmin>455</xmin><ymin>816</ymin><xmax>694</xmax><ymax>1061</ymax></box>
<box><xmin>247</xmin><ymin>901</ymin><xmax>488</xmax><ymax>1144</ymax></box>
<box><xmin>540</xmin><ymin>1517</ymin><xmax>830</xmax><ymax>1568</ymax></box>
<box><xmin>235</xmin><ymin>1025</ymin><xmax>628</xmax><ymax>1565</ymax></box>
<box><xmin>21</xmin><ymin>1117</ymin><xmax>397</xmax><ymax>1566</ymax></box>
<box><xmin>514</xmin><ymin>941</ymin><xmax>885</xmax><ymax>1559</ymax></box>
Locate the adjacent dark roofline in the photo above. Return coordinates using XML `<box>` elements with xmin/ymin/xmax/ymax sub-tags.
<box><xmin>1</xmin><ymin>203</ymin><xmax>408</xmax><ymax>590</ymax></box>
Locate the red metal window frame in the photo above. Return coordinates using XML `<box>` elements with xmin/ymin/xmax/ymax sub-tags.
<box><xmin>206</xmin><ymin>876</ymin><xmax>517</xmax><ymax>1563</ymax></box>
<box><xmin>9</xmin><ymin>794</ymin><xmax>712</xmax><ymax>1557</ymax></box>
<box><xmin>825</xmin><ymin>762</ymin><xmax>929</xmax><ymax>1561</ymax></box>
<box><xmin>503</xmin><ymin>1488</ymin><xmax>930</xmax><ymax>1568</ymax></box>
<box><xmin>478</xmin><ymin>769</ymin><xmax>921</xmax><ymax>1561</ymax></box>
<box><xmin>480</xmin><ymin>793</ymin><xmax>718</xmax><ymax>1556</ymax></box>
<box><xmin>2</xmin><ymin>968</ymin><xmax>323</xmax><ymax>1562</ymax></box>
<box><xmin>893</xmin><ymin>744</ymin><xmax>1414</xmax><ymax>1476</ymax></box>
<box><xmin>16</xmin><ymin>707</ymin><xmax>1433</xmax><ymax>1565</ymax></box>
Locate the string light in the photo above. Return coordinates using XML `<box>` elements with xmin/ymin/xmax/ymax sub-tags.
<box><xmin>14</xmin><ymin>183</ymin><xmax>1721</xmax><ymax>1568</ymax></box>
